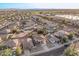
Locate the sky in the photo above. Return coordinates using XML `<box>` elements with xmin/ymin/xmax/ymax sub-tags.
<box><xmin>0</xmin><ymin>3</ymin><xmax>79</xmax><ymax>9</ymax></box>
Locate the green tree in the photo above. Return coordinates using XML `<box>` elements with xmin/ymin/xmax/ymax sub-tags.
<box><xmin>64</xmin><ymin>47</ymin><xmax>78</xmax><ymax>56</ymax></box>
<box><xmin>0</xmin><ymin>48</ymin><xmax>13</xmax><ymax>56</ymax></box>
<box><xmin>15</xmin><ymin>47</ymin><xmax>22</xmax><ymax>56</ymax></box>
<box><xmin>68</xmin><ymin>32</ymin><xmax>74</xmax><ymax>40</ymax></box>
<box><xmin>60</xmin><ymin>36</ymin><xmax>68</xmax><ymax>43</ymax></box>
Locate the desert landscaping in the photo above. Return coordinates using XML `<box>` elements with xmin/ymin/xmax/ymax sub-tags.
<box><xmin>0</xmin><ymin>9</ymin><xmax>79</xmax><ymax>56</ymax></box>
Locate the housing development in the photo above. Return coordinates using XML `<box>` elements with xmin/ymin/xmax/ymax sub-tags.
<box><xmin>0</xmin><ymin>9</ymin><xmax>79</xmax><ymax>56</ymax></box>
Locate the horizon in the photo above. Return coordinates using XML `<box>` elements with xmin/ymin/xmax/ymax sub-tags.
<box><xmin>0</xmin><ymin>3</ymin><xmax>79</xmax><ymax>9</ymax></box>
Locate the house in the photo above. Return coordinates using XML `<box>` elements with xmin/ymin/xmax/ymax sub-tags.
<box><xmin>32</xmin><ymin>34</ymin><xmax>47</xmax><ymax>46</ymax></box>
<box><xmin>4</xmin><ymin>39</ymin><xmax>21</xmax><ymax>49</ymax></box>
<box><xmin>47</xmin><ymin>34</ymin><xmax>60</xmax><ymax>44</ymax></box>
<box><xmin>54</xmin><ymin>30</ymin><xmax>69</xmax><ymax>38</ymax></box>
<box><xmin>22</xmin><ymin>38</ymin><xmax>34</xmax><ymax>50</ymax></box>
<box><xmin>0</xmin><ymin>37</ymin><xmax>2</xmax><ymax>43</ymax></box>
<box><xmin>3</xmin><ymin>32</ymin><xmax>34</xmax><ymax>51</ymax></box>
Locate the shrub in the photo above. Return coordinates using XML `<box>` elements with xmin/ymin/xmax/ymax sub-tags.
<box><xmin>11</xmin><ymin>29</ymin><xmax>19</xmax><ymax>34</ymax></box>
<box><xmin>0</xmin><ymin>48</ymin><xmax>13</xmax><ymax>56</ymax></box>
<box><xmin>68</xmin><ymin>32</ymin><xmax>74</xmax><ymax>40</ymax></box>
<box><xmin>39</xmin><ymin>12</ymin><xmax>42</xmax><ymax>14</ymax></box>
<box><xmin>11</xmin><ymin>28</ymin><xmax>20</xmax><ymax>34</ymax></box>
<box><xmin>61</xmin><ymin>19</ymin><xmax>68</xmax><ymax>25</ymax></box>
<box><xmin>60</xmin><ymin>36</ymin><xmax>68</xmax><ymax>43</ymax></box>
<box><xmin>0</xmin><ymin>45</ymin><xmax>10</xmax><ymax>50</ymax></box>
<box><xmin>28</xmin><ymin>32</ymin><xmax>33</xmax><ymax>38</ymax></box>
<box><xmin>15</xmin><ymin>47</ymin><xmax>22</xmax><ymax>56</ymax></box>
<box><xmin>10</xmin><ymin>26</ymin><xmax>21</xmax><ymax>34</ymax></box>
<box><xmin>37</xmin><ymin>28</ymin><xmax>48</xmax><ymax>35</ymax></box>
<box><xmin>37</xmin><ymin>30</ymin><xmax>44</xmax><ymax>34</ymax></box>
<box><xmin>6</xmin><ymin>34</ymin><xmax>13</xmax><ymax>40</ymax></box>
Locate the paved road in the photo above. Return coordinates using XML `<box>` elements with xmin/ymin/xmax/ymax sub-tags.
<box><xmin>31</xmin><ymin>38</ymin><xmax>79</xmax><ymax>56</ymax></box>
<box><xmin>35</xmin><ymin>46</ymin><xmax>67</xmax><ymax>56</ymax></box>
